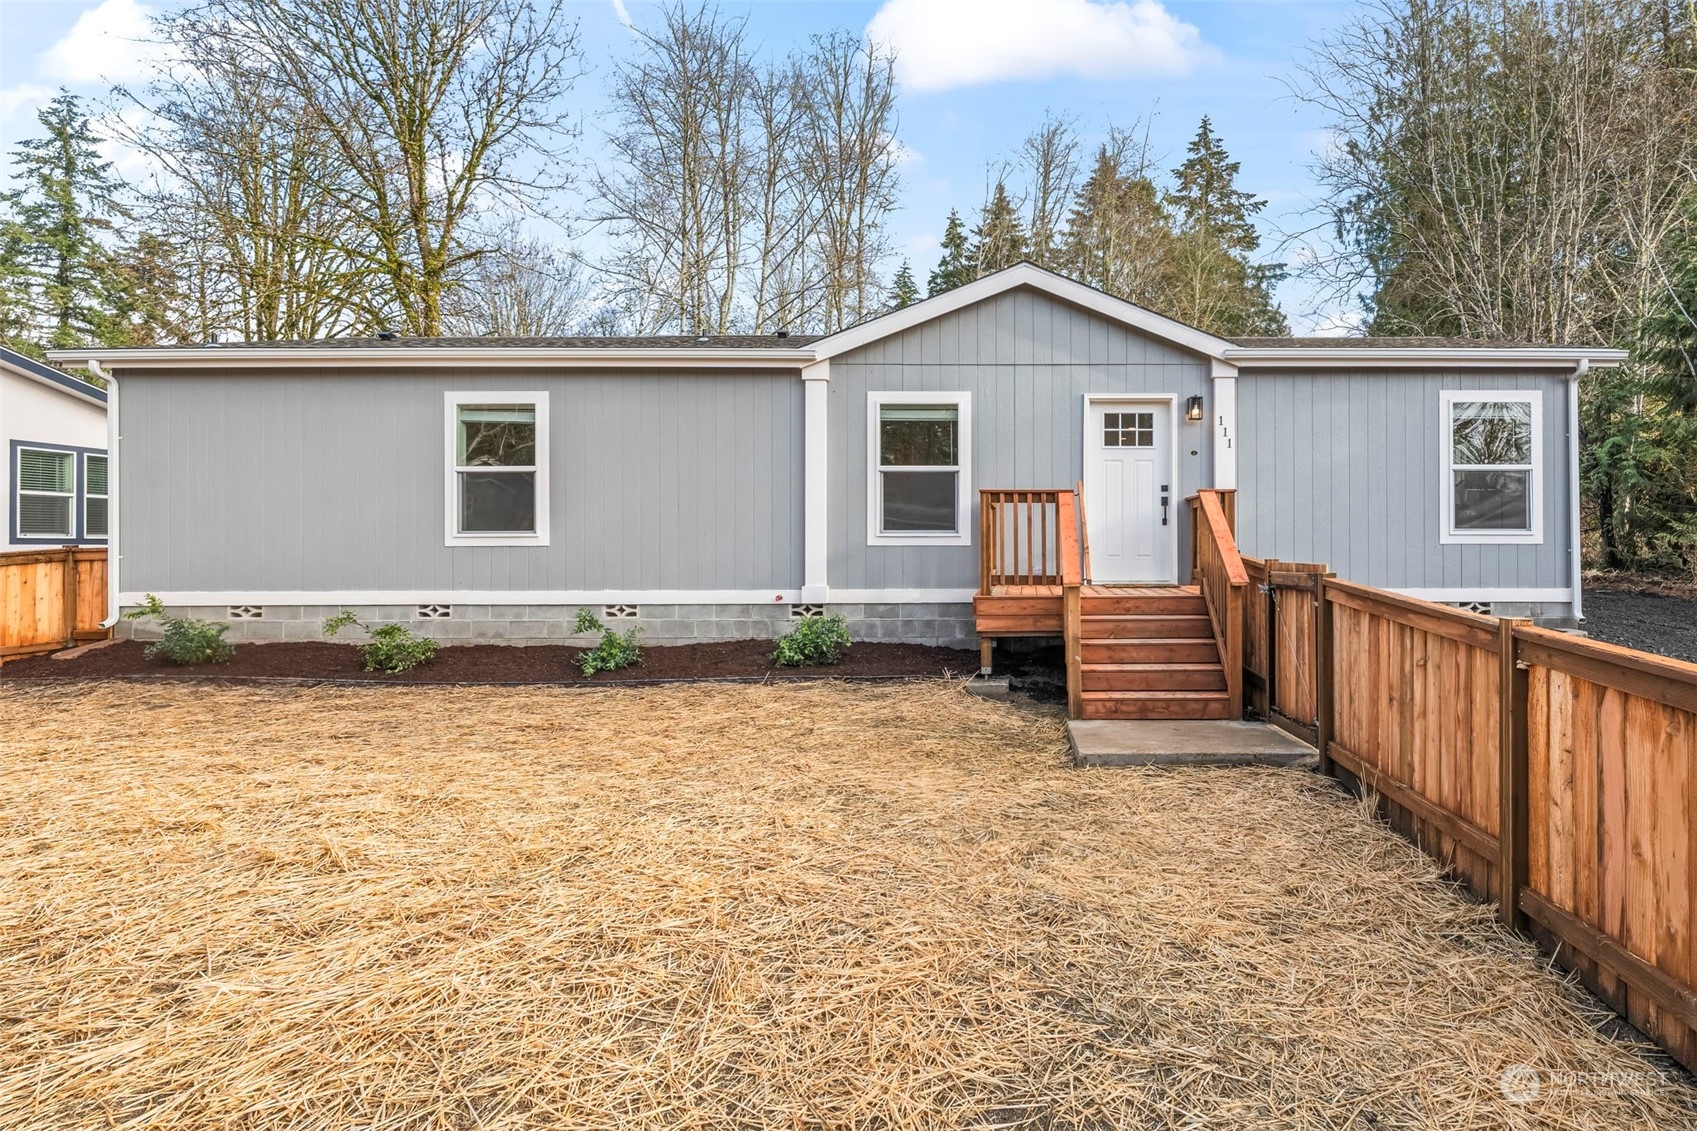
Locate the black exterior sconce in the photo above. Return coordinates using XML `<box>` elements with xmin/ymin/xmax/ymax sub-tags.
<box><xmin>1185</xmin><ymin>394</ymin><xmax>1205</xmax><ymax>422</ymax></box>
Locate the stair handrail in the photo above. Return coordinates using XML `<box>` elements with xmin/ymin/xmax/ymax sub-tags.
<box><xmin>1057</xmin><ymin>489</ymin><xmax>1084</xmax><ymax>718</ymax></box>
<box><xmin>1075</xmin><ymin>479</ymin><xmax>1092</xmax><ymax>585</ymax></box>
<box><xmin>1192</xmin><ymin>489</ymin><xmax>1248</xmax><ymax>718</ymax></box>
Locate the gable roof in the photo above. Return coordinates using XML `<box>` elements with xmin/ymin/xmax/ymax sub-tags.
<box><xmin>41</xmin><ymin>262</ymin><xmax>1627</xmax><ymax>373</ymax></box>
<box><xmin>1</xmin><ymin>346</ymin><xmax>107</xmax><ymax>405</ymax></box>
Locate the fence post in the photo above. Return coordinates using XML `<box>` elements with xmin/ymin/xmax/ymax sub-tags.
<box><xmin>61</xmin><ymin>545</ymin><xmax>78</xmax><ymax>649</ymax></box>
<box><xmin>1497</xmin><ymin>617</ymin><xmax>1530</xmax><ymax>928</ymax></box>
<box><xmin>1315</xmin><ymin>575</ymin><xmax>1335</xmax><ymax>776</ymax></box>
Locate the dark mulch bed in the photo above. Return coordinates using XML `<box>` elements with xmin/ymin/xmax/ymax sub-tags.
<box><xmin>0</xmin><ymin>638</ymin><xmax>980</xmax><ymax>685</ymax></box>
<box><xmin>1579</xmin><ymin>591</ymin><xmax>1697</xmax><ymax>665</ymax></box>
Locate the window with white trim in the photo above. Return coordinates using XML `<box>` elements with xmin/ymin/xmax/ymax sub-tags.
<box><xmin>445</xmin><ymin>393</ymin><xmax>549</xmax><ymax>545</ymax></box>
<box><xmin>867</xmin><ymin>392</ymin><xmax>972</xmax><ymax>545</ymax></box>
<box><xmin>1441</xmin><ymin>391</ymin><xmax>1543</xmax><ymax>543</ymax></box>
<box><xmin>83</xmin><ymin>453</ymin><xmax>108</xmax><ymax>539</ymax></box>
<box><xmin>16</xmin><ymin>446</ymin><xmax>76</xmax><ymax>538</ymax></box>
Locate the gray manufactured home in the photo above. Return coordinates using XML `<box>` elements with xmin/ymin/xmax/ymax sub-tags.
<box><xmin>52</xmin><ymin>264</ymin><xmax>1622</xmax><ymax>714</ymax></box>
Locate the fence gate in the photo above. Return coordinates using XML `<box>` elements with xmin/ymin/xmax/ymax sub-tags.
<box><xmin>1242</xmin><ymin>558</ymin><xmax>1332</xmax><ymax>745</ymax></box>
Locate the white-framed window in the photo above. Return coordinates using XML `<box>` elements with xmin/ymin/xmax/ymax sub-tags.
<box><xmin>444</xmin><ymin>392</ymin><xmax>550</xmax><ymax>546</ymax></box>
<box><xmin>16</xmin><ymin>445</ymin><xmax>77</xmax><ymax>539</ymax></box>
<box><xmin>866</xmin><ymin>391</ymin><xmax>972</xmax><ymax>546</ymax></box>
<box><xmin>83</xmin><ymin>453</ymin><xmax>109</xmax><ymax>540</ymax></box>
<box><xmin>1440</xmin><ymin>390</ymin><xmax>1543</xmax><ymax>544</ymax></box>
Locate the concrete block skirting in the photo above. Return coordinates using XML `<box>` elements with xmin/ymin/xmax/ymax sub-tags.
<box><xmin>117</xmin><ymin>601</ymin><xmax>980</xmax><ymax>650</ymax></box>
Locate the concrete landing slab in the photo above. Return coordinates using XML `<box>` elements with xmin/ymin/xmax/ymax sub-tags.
<box><xmin>1068</xmin><ymin>719</ymin><xmax>1316</xmax><ymax>768</ymax></box>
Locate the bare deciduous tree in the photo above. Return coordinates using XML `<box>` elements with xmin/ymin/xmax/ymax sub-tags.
<box><xmin>442</xmin><ymin>225</ymin><xmax>590</xmax><ymax>337</ymax></box>
<box><xmin>1019</xmin><ymin>113</ymin><xmax>1081</xmax><ymax>269</ymax></box>
<box><xmin>193</xmin><ymin>0</ymin><xmax>583</xmax><ymax>336</ymax></box>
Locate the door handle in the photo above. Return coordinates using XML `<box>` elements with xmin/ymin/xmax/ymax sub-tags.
<box><xmin>1161</xmin><ymin>485</ymin><xmax>1170</xmax><ymax>526</ymax></box>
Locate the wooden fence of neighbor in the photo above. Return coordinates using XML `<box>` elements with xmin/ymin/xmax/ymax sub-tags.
<box><xmin>0</xmin><ymin>546</ymin><xmax>109</xmax><ymax>663</ymax></box>
<box><xmin>1248</xmin><ymin>564</ymin><xmax>1697</xmax><ymax>1071</ymax></box>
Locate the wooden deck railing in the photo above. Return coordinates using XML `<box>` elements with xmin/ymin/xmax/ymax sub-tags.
<box><xmin>1056</xmin><ymin>489</ymin><xmax>1084</xmax><ymax>718</ymax></box>
<box><xmin>0</xmin><ymin>546</ymin><xmax>110</xmax><ymax>663</ymax></box>
<box><xmin>979</xmin><ymin>489</ymin><xmax>1070</xmax><ymax>591</ymax></box>
<box><xmin>1189</xmin><ymin>490</ymin><xmax>1247</xmax><ymax>717</ymax></box>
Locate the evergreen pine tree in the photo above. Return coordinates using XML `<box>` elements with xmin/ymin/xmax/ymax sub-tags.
<box><xmin>1640</xmin><ymin>200</ymin><xmax>1697</xmax><ymax>415</ymax></box>
<box><xmin>1162</xmin><ymin>117</ymin><xmax>1287</xmax><ymax>336</ymax></box>
<box><xmin>888</xmin><ymin>259</ymin><xmax>920</xmax><ymax>308</ymax></box>
<box><xmin>0</xmin><ymin>93</ymin><xmax>131</xmax><ymax>348</ymax></box>
<box><xmin>1059</xmin><ymin>142</ymin><xmax>1172</xmax><ymax>308</ymax></box>
<box><xmin>927</xmin><ymin>210</ymin><xmax>974</xmax><ymax>296</ymax></box>
<box><xmin>972</xmin><ymin>181</ymin><xmax>1029</xmax><ymax>274</ymax></box>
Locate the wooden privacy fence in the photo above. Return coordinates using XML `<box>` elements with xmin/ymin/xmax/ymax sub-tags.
<box><xmin>1251</xmin><ymin>568</ymin><xmax>1697</xmax><ymax>1071</ymax></box>
<box><xmin>0</xmin><ymin>546</ymin><xmax>109</xmax><ymax>662</ymax></box>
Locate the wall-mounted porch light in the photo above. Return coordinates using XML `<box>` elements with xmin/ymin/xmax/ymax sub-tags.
<box><xmin>1185</xmin><ymin>395</ymin><xmax>1205</xmax><ymax>422</ymax></box>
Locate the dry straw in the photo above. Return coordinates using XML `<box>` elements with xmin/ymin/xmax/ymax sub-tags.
<box><xmin>1</xmin><ymin>680</ymin><xmax>1690</xmax><ymax>1129</ymax></box>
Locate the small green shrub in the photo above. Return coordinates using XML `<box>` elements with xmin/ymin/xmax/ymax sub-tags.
<box><xmin>124</xmin><ymin>594</ymin><xmax>235</xmax><ymax>666</ymax></box>
<box><xmin>772</xmin><ymin>614</ymin><xmax>852</xmax><ymax>667</ymax></box>
<box><xmin>573</xmin><ymin>607</ymin><xmax>643</xmax><ymax>676</ymax></box>
<box><xmin>324</xmin><ymin>611</ymin><xmax>440</xmax><ymax>673</ymax></box>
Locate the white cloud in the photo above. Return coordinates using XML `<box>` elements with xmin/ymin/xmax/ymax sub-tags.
<box><xmin>0</xmin><ymin>84</ymin><xmax>55</xmax><ymax>121</ymax></box>
<box><xmin>611</xmin><ymin>0</ymin><xmax>635</xmax><ymax>31</ymax></box>
<box><xmin>867</xmin><ymin>0</ymin><xmax>1212</xmax><ymax>94</ymax></box>
<box><xmin>38</xmin><ymin>0</ymin><xmax>164</xmax><ymax>85</ymax></box>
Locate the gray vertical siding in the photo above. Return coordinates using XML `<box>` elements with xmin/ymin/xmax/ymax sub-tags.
<box><xmin>118</xmin><ymin>368</ymin><xmax>804</xmax><ymax>592</ymax></box>
<box><xmin>1234</xmin><ymin>368</ymin><xmax>1574</xmax><ymax>590</ymax></box>
<box><xmin>827</xmin><ymin>287</ymin><xmax>1216</xmax><ymax>590</ymax></box>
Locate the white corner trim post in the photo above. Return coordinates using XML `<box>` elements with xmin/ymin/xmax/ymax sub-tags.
<box><xmin>1210</xmin><ymin>360</ymin><xmax>1237</xmax><ymax>490</ymax></box>
<box><xmin>1570</xmin><ymin>359</ymin><xmax>1588</xmax><ymax>621</ymax></box>
<box><xmin>802</xmin><ymin>361</ymin><xmax>830</xmax><ymax>603</ymax></box>
<box><xmin>88</xmin><ymin>359</ymin><xmax>119</xmax><ymax>627</ymax></box>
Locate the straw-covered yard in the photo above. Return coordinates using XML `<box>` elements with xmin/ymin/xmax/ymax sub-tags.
<box><xmin>1</xmin><ymin>681</ymin><xmax>1691</xmax><ymax>1129</ymax></box>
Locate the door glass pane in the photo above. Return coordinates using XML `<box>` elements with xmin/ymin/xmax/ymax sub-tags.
<box><xmin>1452</xmin><ymin>401</ymin><xmax>1531</xmax><ymax>465</ymax></box>
<box><xmin>19</xmin><ymin>494</ymin><xmax>72</xmax><ymax>537</ymax></box>
<box><xmin>1453</xmin><ymin>469</ymin><xmax>1530</xmax><ymax>531</ymax></box>
<box><xmin>458</xmin><ymin>405</ymin><xmax>536</xmax><ymax>466</ymax></box>
<box><xmin>881</xmin><ymin>469</ymin><xmax>957</xmax><ymax>532</ymax></box>
<box><xmin>1103</xmin><ymin>411</ymin><xmax>1155</xmax><ymax>447</ymax></box>
<box><xmin>880</xmin><ymin>404</ymin><xmax>957</xmax><ymax>466</ymax></box>
<box><xmin>460</xmin><ymin>471</ymin><xmax>537</xmax><ymax>532</ymax></box>
<box><xmin>18</xmin><ymin>449</ymin><xmax>74</xmax><ymax>492</ymax></box>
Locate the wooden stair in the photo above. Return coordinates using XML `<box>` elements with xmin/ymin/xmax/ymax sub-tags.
<box><xmin>1077</xmin><ymin>589</ymin><xmax>1232</xmax><ymax>720</ymax></box>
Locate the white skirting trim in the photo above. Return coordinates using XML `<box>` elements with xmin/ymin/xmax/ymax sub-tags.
<box><xmin>120</xmin><ymin>589</ymin><xmax>804</xmax><ymax>606</ymax></box>
<box><xmin>116</xmin><ymin>588</ymin><xmax>981</xmax><ymax>607</ymax></box>
<box><xmin>1393</xmin><ymin>588</ymin><xmax>1574</xmax><ymax>603</ymax></box>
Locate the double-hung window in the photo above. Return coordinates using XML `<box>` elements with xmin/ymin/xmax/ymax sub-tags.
<box><xmin>445</xmin><ymin>393</ymin><xmax>549</xmax><ymax>546</ymax></box>
<box><xmin>83</xmin><ymin>454</ymin><xmax>109</xmax><ymax>539</ymax></box>
<box><xmin>1441</xmin><ymin>391</ymin><xmax>1542</xmax><ymax>543</ymax></box>
<box><xmin>16</xmin><ymin>446</ymin><xmax>77</xmax><ymax>540</ymax></box>
<box><xmin>867</xmin><ymin>392</ymin><xmax>972</xmax><ymax>545</ymax></box>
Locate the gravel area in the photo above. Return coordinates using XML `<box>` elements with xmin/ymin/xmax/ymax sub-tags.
<box><xmin>1582</xmin><ymin>591</ymin><xmax>1697</xmax><ymax>664</ymax></box>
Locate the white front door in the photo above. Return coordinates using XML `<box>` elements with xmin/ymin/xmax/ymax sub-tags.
<box><xmin>1083</xmin><ymin>399</ymin><xmax>1176</xmax><ymax>583</ymax></box>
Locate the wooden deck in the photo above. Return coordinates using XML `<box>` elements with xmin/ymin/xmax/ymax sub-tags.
<box><xmin>976</xmin><ymin>487</ymin><xmax>1246</xmax><ymax>721</ymax></box>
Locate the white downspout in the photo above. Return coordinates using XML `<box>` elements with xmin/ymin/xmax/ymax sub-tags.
<box><xmin>88</xmin><ymin>360</ymin><xmax>119</xmax><ymax>628</ymax></box>
<box><xmin>1569</xmin><ymin>359</ymin><xmax>1587</xmax><ymax>623</ymax></box>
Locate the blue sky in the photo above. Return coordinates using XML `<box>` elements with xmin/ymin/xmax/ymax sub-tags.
<box><xmin>0</xmin><ymin>0</ymin><xmax>1361</xmax><ymax>332</ymax></box>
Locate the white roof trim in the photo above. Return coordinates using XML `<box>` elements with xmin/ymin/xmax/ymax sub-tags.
<box><xmin>1225</xmin><ymin>346</ymin><xmax>1628</xmax><ymax>369</ymax></box>
<box><xmin>2</xmin><ymin>354</ymin><xmax>108</xmax><ymax>406</ymax></box>
<box><xmin>809</xmin><ymin>262</ymin><xmax>1235</xmax><ymax>362</ymax></box>
<box><xmin>43</xmin><ymin>346</ymin><xmax>817</xmax><ymax>370</ymax></box>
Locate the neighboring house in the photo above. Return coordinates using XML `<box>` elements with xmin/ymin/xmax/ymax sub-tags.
<box><xmin>49</xmin><ymin>264</ymin><xmax>1622</xmax><ymax>675</ymax></box>
<box><xmin>1</xmin><ymin>347</ymin><xmax>109</xmax><ymax>552</ymax></box>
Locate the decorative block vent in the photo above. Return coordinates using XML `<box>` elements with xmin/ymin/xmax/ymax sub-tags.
<box><xmin>227</xmin><ymin>605</ymin><xmax>264</xmax><ymax>619</ymax></box>
<box><xmin>603</xmin><ymin>604</ymin><xmax>639</xmax><ymax>619</ymax></box>
<box><xmin>1452</xmin><ymin>601</ymin><xmax>1493</xmax><ymax>616</ymax></box>
<box><xmin>789</xmin><ymin>603</ymin><xmax>826</xmax><ymax>620</ymax></box>
<box><xmin>415</xmin><ymin>604</ymin><xmax>453</xmax><ymax>619</ymax></box>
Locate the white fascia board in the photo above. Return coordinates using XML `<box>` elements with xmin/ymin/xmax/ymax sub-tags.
<box><xmin>3</xmin><ymin>360</ymin><xmax>108</xmax><ymax>406</ymax></box>
<box><xmin>45</xmin><ymin>347</ymin><xmax>818</xmax><ymax>370</ymax></box>
<box><xmin>1394</xmin><ymin>588</ymin><xmax>1574</xmax><ymax>604</ymax></box>
<box><xmin>809</xmin><ymin>263</ymin><xmax>1234</xmax><ymax>362</ymax></box>
<box><xmin>1225</xmin><ymin>347</ymin><xmax>1629</xmax><ymax>369</ymax></box>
